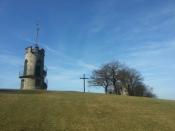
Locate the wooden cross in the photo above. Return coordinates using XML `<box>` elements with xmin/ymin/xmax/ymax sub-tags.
<box><xmin>80</xmin><ymin>74</ymin><xmax>89</xmax><ymax>93</ymax></box>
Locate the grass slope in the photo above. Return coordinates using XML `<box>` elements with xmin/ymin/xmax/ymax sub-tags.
<box><xmin>0</xmin><ymin>90</ymin><xmax>175</xmax><ymax>131</ymax></box>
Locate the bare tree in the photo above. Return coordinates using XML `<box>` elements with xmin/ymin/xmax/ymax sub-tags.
<box><xmin>106</xmin><ymin>61</ymin><xmax>121</xmax><ymax>95</ymax></box>
<box><xmin>119</xmin><ymin>68</ymin><xmax>156</xmax><ymax>97</ymax></box>
<box><xmin>89</xmin><ymin>60</ymin><xmax>156</xmax><ymax>97</ymax></box>
<box><xmin>143</xmin><ymin>86</ymin><xmax>156</xmax><ymax>98</ymax></box>
<box><xmin>88</xmin><ymin>65</ymin><xmax>111</xmax><ymax>94</ymax></box>
<box><xmin>132</xmin><ymin>82</ymin><xmax>146</xmax><ymax>96</ymax></box>
<box><xmin>126</xmin><ymin>69</ymin><xmax>143</xmax><ymax>96</ymax></box>
<box><xmin>89</xmin><ymin>61</ymin><xmax>122</xmax><ymax>95</ymax></box>
<box><xmin>118</xmin><ymin>68</ymin><xmax>130</xmax><ymax>95</ymax></box>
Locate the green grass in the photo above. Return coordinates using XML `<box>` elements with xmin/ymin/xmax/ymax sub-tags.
<box><xmin>0</xmin><ymin>90</ymin><xmax>175</xmax><ymax>131</ymax></box>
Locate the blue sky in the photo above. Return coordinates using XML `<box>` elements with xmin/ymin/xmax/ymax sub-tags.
<box><xmin>0</xmin><ymin>0</ymin><xmax>175</xmax><ymax>100</ymax></box>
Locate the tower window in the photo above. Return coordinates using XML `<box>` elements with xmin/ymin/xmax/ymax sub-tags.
<box><xmin>35</xmin><ymin>60</ymin><xmax>41</xmax><ymax>77</ymax></box>
<box><xmin>24</xmin><ymin>59</ymin><xmax>28</xmax><ymax>75</ymax></box>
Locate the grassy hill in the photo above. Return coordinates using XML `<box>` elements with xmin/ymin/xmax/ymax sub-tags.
<box><xmin>0</xmin><ymin>90</ymin><xmax>175</xmax><ymax>131</ymax></box>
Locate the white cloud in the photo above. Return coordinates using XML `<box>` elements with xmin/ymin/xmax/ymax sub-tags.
<box><xmin>0</xmin><ymin>53</ymin><xmax>23</xmax><ymax>66</ymax></box>
<box><xmin>125</xmin><ymin>40</ymin><xmax>175</xmax><ymax>65</ymax></box>
<box><xmin>44</xmin><ymin>45</ymin><xmax>97</xmax><ymax>70</ymax></box>
<box><xmin>43</xmin><ymin>44</ymin><xmax>57</xmax><ymax>54</ymax></box>
<box><xmin>77</xmin><ymin>60</ymin><xmax>98</xmax><ymax>70</ymax></box>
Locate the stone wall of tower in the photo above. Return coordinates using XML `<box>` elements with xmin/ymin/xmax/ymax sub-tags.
<box><xmin>20</xmin><ymin>46</ymin><xmax>46</xmax><ymax>90</ymax></box>
<box><xmin>22</xmin><ymin>78</ymin><xmax>36</xmax><ymax>90</ymax></box>
<box><xmin>25</xmin><ymin>47</ymin><xmax>37</xmax><ymax>76</ymax></box>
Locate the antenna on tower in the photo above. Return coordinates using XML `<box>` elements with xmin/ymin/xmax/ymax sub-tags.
<box><xmin>34</xmin><ymin>23</ymin><xmax>40</xmax><ymax>47</ymax></box>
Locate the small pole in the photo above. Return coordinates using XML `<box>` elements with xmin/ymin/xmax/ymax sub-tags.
<box><xmin>34</xmin><ymin>23</ymin><xmax>40</xmax><ymax>47</ymax></box>
<box><xmin>80</xmin><ymin>74</ymin><xmax>89</xmax><ymax>93</ymax></box>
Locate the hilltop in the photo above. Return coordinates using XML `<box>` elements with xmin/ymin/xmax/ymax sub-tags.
<box><xmin>0</xmin><ymin>90</ymin><xmax>175</xmax><ymax>131</ymax></box>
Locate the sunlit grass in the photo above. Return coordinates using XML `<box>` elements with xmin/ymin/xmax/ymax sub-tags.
<box><xmin>0</xmin><ymin>90</ymin><xmax>175</xmax><ymax>131</ymax></box>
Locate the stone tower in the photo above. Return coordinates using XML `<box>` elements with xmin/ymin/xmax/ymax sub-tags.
<box><xmin>19</xmin><ymin>25</ymin><xmax>47</xmax><ymax>90</ymax></box>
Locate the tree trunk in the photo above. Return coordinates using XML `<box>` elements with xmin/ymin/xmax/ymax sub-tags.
<box><xmin>105</xmin><ymin>86</ymin><xmax>107</xmax><ymax>94</ymax></box>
